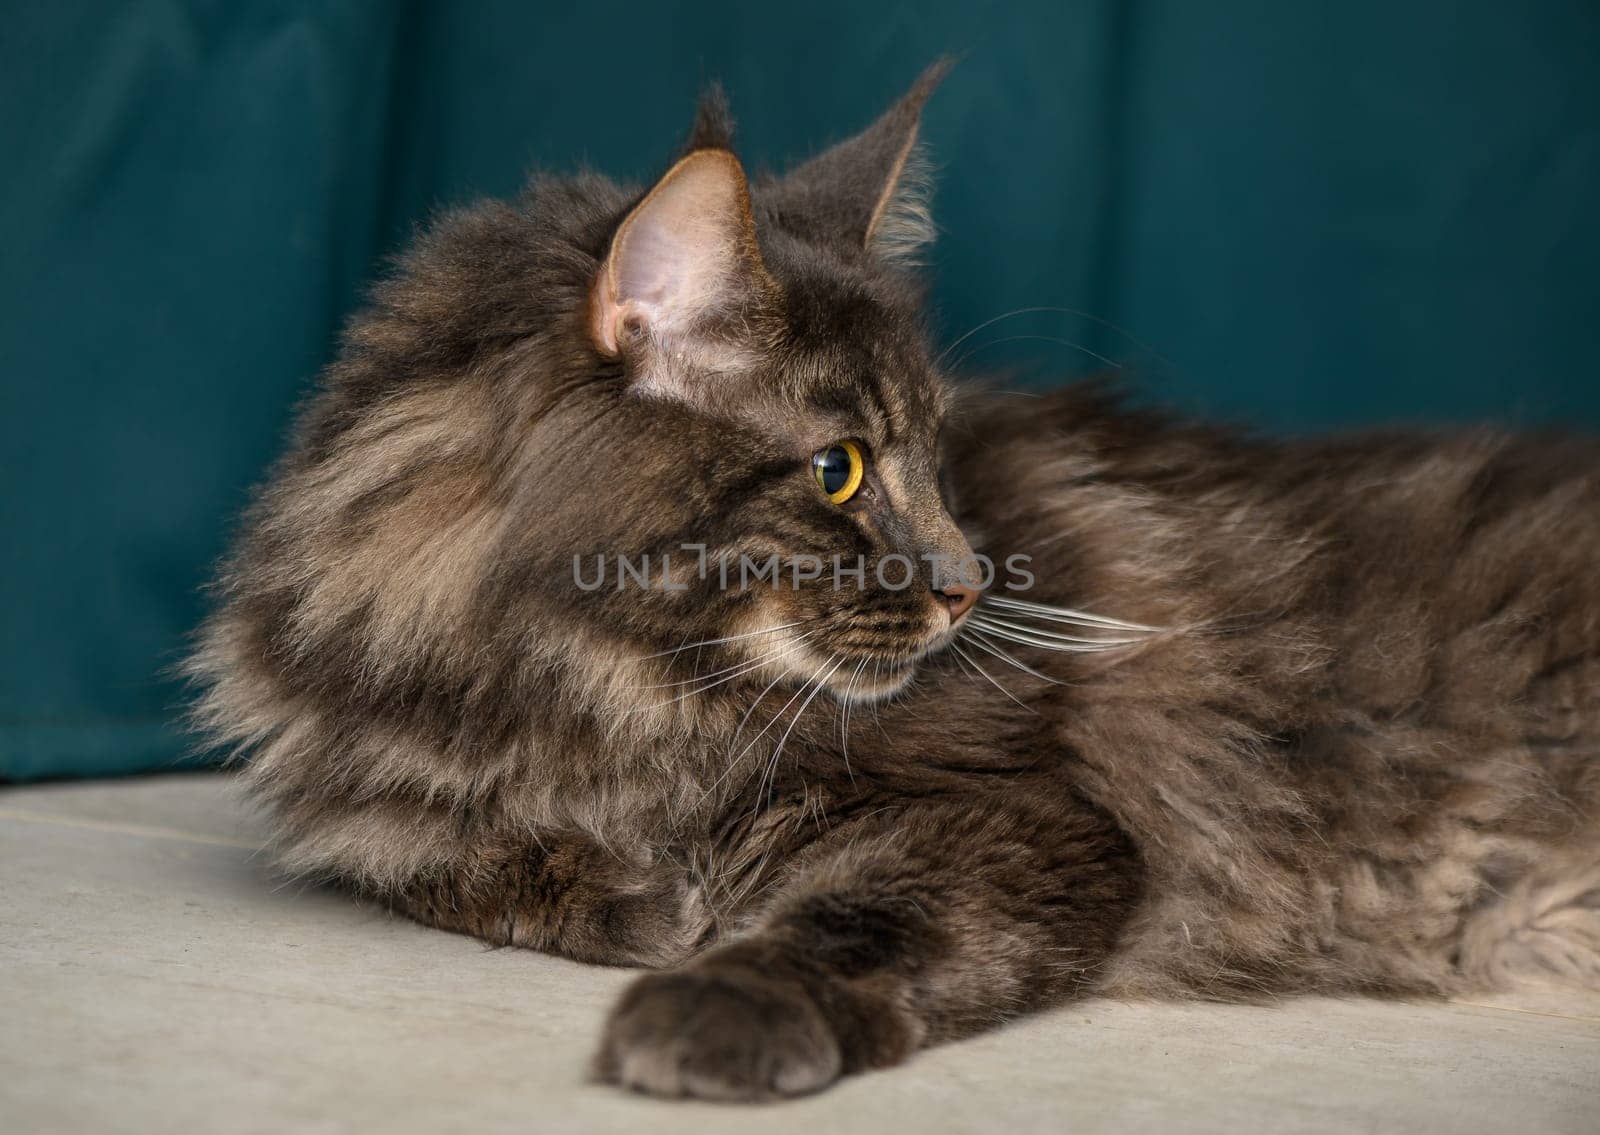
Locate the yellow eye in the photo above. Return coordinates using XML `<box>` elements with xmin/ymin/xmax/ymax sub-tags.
<box><xmin>811</xmin><ymin>439</ymin><xmax>865</xmax><ymax>504</ymax></box>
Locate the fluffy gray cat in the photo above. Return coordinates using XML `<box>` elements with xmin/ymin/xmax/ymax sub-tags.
<box><xmin>191</xmin><ymin>64</ymin><xmax>1600</xmax><ymax>1100</ymax></box>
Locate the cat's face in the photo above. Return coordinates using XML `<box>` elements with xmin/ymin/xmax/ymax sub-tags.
<box><xmin>576</xmin><ymin>268</ymin><xmax>974</xmax><ymax>705</ymax></box>
<box><xmin>513</xmin><ymin>70</ymin><xmax>977</xmax><ymax>705</ymax></box>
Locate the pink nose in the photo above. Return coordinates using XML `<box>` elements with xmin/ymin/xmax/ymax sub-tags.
<box><xmin>934</xmin><ymin>582</ymin><xmax>980</xmax><ymax>622</ymax></box>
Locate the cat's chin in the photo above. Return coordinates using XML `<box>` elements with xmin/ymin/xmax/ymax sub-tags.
<box><xmin>821</xmin><ymin>622</ymin><xmax>970</xmax><ymax>705</ymax></box>
<box><xmin>834</xmin><ymin>666</ymin><xmax>917</xmax><ymax>705</ymax></box>
<box><xmin>817</xmin><ymin>654</ymin><xmax>925</xmax><ymax>705</ymax></box>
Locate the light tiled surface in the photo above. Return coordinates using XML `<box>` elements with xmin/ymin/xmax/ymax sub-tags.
<box><xmin>2</xmin><ymin>773</ymin><xmax>1596</xmax><ymax>1134</ymax></box>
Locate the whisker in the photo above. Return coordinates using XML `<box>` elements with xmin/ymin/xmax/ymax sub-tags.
<box><xmin>625</xmin><ymin>637</ymin><xmax>814</xmax><ymax>714</ymax></box>
<box><xmin>771</xmin><ymin>656</ymin><xmax>843</xmax><ymax>775</ymax></box>
<box><xmin>969</xmin><ymin>613</ymin><xmax>1146</xmax><ymax>647</ymax></box>
<box><xmin>840</xmin><ymin>659</ymin><xmax>866</xmax><ymax>786</ymax></box>
<box><xmin>963</xmin><ymin>629</ymin><xmax>1063</xmax><ymax>684</ymax></box>
<box><xmin>728</xmin><ymin>671</ymin><xmax>789</xmax><ymax>755</ymax></box>
<box><xmin>754</xmin><ymin>656</ymin><xmax>842</xmax><ymax>816</ymax></box>
<box><xmin>632</xmin><ymin>631</ymin><xmax>815</xmax><ymax>690</ymax></box>
<box><xmin>935</xmin><ymin>304</ymin><xmax>1176</xmax><ymax>371</ymax></box>
<box><xmin>951</xmin><ymin>333</ymin><xmax>1122</xmax><ymax>375</ymax></box>
<box><xmin>870</xmin><ymin>659</ymin><xmax>891</xmax><ymax>740</ymax></box>
<box><xmin>980</xmin><ymin>595</ymin><xmax>1158</xmax><ymax>631</ymax></box>
<box><xmin>724</xmin><ymin>661</ymin><xmax>827</xmax><ymax>789</ymax></box>
<box><xmin>980</xmin><ymin>595</ymin><xmax>1161</xmax><ymax>633</ymax></box>
<box><xmin>838</xmin><ymin>659</ymin><xmax>865</xmax><ymax>748</ymax></box>
<box><xmin>681</xmin><ymin>668</ymin><xmax>793</xmax><ymax>818</ymax></box>
<box><xmin>949</xmin><ymin>643</ymin><xmax>982</xmax><ymax>682</ymax></box>
<box><xmin>967</xmin><ymin>618</ymin><xmax>1136</xmax><ymax>654</ymax></box>
<box><xmin>936</xmin><ymin>307</ymin><xmax>1028</xmax><ymax>367</ymax></box>
<box><xmin>634</xmin><ymin>619</ymin><xmax>813</xmax><ymax>662</ymax></box>
<box><xmin>952</xmin><ymin>642</ymin><xmax>1034</xmax><ymax>713</ymax></box>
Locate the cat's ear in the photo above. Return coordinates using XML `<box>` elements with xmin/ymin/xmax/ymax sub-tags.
<box><xmin>768</xmin><ymin>59</ymin><xmax>952</xmax><ymax>266</ymax></box>
<box><xmin>589</xmin><ymin>149</ymin><xmax>773</xmax><ymax>365</ymax></box>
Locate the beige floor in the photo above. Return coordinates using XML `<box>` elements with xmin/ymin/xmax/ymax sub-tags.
<box><xmin>1</xmin><ymin>773</ymin><xmax>1596</xmax><ymax>1134</ymax></box>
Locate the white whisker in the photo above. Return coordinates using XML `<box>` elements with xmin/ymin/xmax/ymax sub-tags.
<box><xmin>635</xmin><ymin>619</ymin><xmax>811</xmax><ymax>662</ymax></box>
<box><xmin>949</xmin><ymin>643</ymin><xmax>981</xmax><ymax>682</ymax></box>
<box><xmin>631</xmin><ymin>631</ymin><xmax>815</xmax><ymax>690</ymax></box>
<box><xmin>840</xmin><ymin>658</ymin><xmax>866</xmax><ymax>786</ymax></box>
<box><xmin>963</xmin><ymin>629</ymin><xmax>1063</xmax><ymax>684</ymax></box>
<box><xmin>980</xmin><ymin>595</ymin><xmax>1161</xmax><ymax>633</ymax></box>
<box><xmin>934</xmin><ymin>304</ymin><xmax>1175</xmax><ymax>371</ymax></box>
<box><xmin>755</xmin><ymin>655</ymin><xmax>843</xmax><ymax>817</ymax></box>
<box><xmin>681</xmin><ymin>668</ymin><xmax>794</xmax><ymax>820</ymax></box>
<box><xmin>970</xmin><ymin>613</ymin><xmax>1145</xmax><ymax>647</ymax></box>
<box><xmin>723</xmin><ymin>660</ymin><xmax>831</xmax><ymax>803</ymax></box>
<box><xmin>625</xmin><ymin>636</ymin><xmax>814</xmax><ymax>714</ymax></box>
<box><xmin>771</xmin><ymin>656</ymin><xmax>843</xmax><ymax>772</ymax></box>
<box><xmin>870</xmin><ymin>659</ymin><xmax>891</xmax><ymax>739</ymax></box>
<box><xmin>951</xmin><ymin>332</ymin><xmax>1122</xmax><ymax>375</ymax></box>
<box><xmin>967</xmin><ymin>618</ymin><xmax>1135</xmax><ymax>654</ymax></box>
<box><xmin>729</xmin><ymin>671</ymin><xmax>789</xmax><ymax>754</ymax></box>
<box><xmin>952</xmin><ymin>642</ymin><xmax>1034</xmax><ymax>713</ymax></box>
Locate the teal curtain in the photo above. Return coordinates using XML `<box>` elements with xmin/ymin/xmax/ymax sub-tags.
<box><xmin>4</xmin><ymin>2</ymin><xmax>1597</xmax><ymax>779</ymax></box>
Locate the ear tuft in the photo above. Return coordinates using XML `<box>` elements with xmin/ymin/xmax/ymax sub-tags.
<box><xmin>683</xmin><ymin>83</ymin><xmax>735</xmax><ymax>153</ymax></box>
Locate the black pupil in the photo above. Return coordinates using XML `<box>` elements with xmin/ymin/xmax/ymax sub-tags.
<box><xmin>814</xmin><ymin>446</ymin><xmax>852</xmax><ymax>494</ymax></box>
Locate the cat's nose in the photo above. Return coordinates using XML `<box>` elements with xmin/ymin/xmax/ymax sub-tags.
<box><xmin>934</xmin><ymin>582</ymin><xmax>980</xmax><ymax>622</ymax></box>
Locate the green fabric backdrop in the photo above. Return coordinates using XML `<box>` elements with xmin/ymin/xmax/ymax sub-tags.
<box><xmin>4</xmin><ymin>2</ymin><xmax>1597</xmax><ymax>780</ymax></box>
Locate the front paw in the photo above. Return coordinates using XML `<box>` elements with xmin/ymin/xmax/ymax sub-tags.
<box><xmin>595</xmin><ymin>963</ymin><xmax>842</xmax><ymax>1101</ymax></box>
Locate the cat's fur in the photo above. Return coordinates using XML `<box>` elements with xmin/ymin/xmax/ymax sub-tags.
<box><xmin>190</xmin><ymin>65</ymin><xmax>1600</xmax><ymax>1100</ymax></box>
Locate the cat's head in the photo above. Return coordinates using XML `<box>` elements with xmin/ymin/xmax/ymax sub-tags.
<box><xmin>564</xmin><ymin>63</ymin><xmax>977</xmax><ymax>705</ymax></box>
<box><xmin>209</xmin><ymin>64</ymin><xmax>980</xmax><ymax>745</ymax></box>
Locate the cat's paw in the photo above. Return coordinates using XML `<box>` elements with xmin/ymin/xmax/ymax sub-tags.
<box><xmin>594</xmin><ymin>965</ymin><xmax>842</xmax><ymax>1101</ymax></box>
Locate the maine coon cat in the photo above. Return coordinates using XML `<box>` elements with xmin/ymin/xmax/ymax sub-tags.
<box><xmin>191</xmin><ymin>63</ymin><xmax>1600</xmax><ymax>1101</ymax></box>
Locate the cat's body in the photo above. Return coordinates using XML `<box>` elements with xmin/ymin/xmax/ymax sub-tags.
<box><xmin>955</xmin><ymin>398</ymin><xmax>1600</xmax><ymax>998</ymax></box>
<box><xmin>192</xmin><ymin>67</ymin><xmax>1600</xmax><ymax>1100</ymax></box>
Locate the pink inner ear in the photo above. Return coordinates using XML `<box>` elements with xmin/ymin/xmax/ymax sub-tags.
<box><xmin>591</xmin><ymin>151</ymin><xmax>761</xmax><ymax>359</ymax></box>
<box><xmin>613</xmin><ymin>221</ymin><xmax>678</xmax><ymax>307</ymax></box>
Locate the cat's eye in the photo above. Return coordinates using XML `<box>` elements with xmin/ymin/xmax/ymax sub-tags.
<box><xmin>811</xmin><ymin>440</ymin><xmax>866</xmax><ymax>504</ymax></box>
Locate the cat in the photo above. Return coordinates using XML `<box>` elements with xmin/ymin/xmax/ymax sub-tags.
<box><xmin>190</xmin><ymin>62</ymin><xmax>1600</xmax><ymax>1101</ymax></box>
